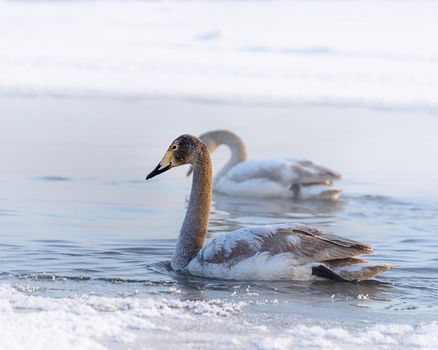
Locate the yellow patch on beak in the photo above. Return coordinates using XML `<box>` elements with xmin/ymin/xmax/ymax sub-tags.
<box><xmin>158</xmin><ymin>150</ymin><xmax>173</xmax><ymax>170</ymax></box>
<box><xmin>146</xmin><ymin>150</ymin><xmax>174</xmax><ymax>180</ymax></box>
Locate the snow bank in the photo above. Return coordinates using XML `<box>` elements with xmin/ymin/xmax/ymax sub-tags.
<box><xmin>0</xmin><ymin>283</ymin><xmax>244</xmax><ymax>350</ymax></box>
<box><xmin>254</xmin><ymin>323</ymin><xmax>438</xmax><ymax>350</ymax></box>
<box><xmin>2</xmin><ymin>283</ymin><xmax>438</xmax><ymax>350</ymax></box>
<box><xmin>1</xmin><ymin>0</ymin><xmax>438</xmax><ymax>110</ymax></box>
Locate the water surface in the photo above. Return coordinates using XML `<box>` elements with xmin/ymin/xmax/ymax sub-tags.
<box><xmin>1</xmin><ymin>97</ymin><xmax>438</xmax><ymax>349</ymax></box>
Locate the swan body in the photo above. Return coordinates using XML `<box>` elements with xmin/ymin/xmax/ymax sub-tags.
<box><xmin>186</xmin><ymin>223</ymin><xmax>388</xmax><ymax>281</ymax></box>
<box><xmin>215</xmin><ymin>158</ymin><xmax>339</xmax><ymax>200</ymax></box>
<box><xmin>196</xmin><ymin>130</ymin><xmax>342</xmax><ymax>200</ymax></box>
<box><xmin>146</xmin><ymin>134</ymin><xmax>391</xmax><ymax>281</ymax></box>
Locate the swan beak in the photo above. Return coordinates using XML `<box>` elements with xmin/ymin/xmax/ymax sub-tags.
<box><xmin>186</xmin><ymin>166</ymin><xmax>193</xmax><ymax>177</ymax></box>
<box><xmin>146</xmin><ymin>151</ymin><xmax>173</xmax><ymax>180</ymax></box>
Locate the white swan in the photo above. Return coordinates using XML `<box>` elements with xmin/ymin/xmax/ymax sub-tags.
<box><xmin>188</xmin><ymin>130</ymin><xmax>342</xmax><ymax>201</ymax></box>
<box><xmin>146</xmin><ymin>134</ymin><xmax>391</xmax><ymax>281</ymax></box>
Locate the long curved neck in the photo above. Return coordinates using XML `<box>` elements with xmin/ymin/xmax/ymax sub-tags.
<box><xmin>214</xmin><ymin>131</ymin><xmax>247</xmax><ymax>180</ymax></box>
<box><xmin>171</xmin><ymin>146</ymin><xmax>212</xmax><ymax>271</ymax></box>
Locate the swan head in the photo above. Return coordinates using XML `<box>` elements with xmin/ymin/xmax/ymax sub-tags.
<box><xmin>146</xmin><ymin>134</ymin><xmax>203</xmax><ymax>180</ymax></box>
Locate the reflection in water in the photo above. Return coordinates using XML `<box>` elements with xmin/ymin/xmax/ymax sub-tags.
<box><xmin>212</xmin><ymin>192</ymin><xmax>345</xmax><ymax>219</ymax></box>
<box><xmin>174</xmin><ymin>276</ymin><xmax>393</xmax><ymax>302</ymax></box>
<box><xmin>208</xmin><ymin>193</ymin><xmax>346</xmax><ymax>234</ymax></box>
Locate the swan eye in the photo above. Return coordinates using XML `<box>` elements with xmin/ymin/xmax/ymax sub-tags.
<box><xmin>172</xmin><ymin>145</ymin><xmax>178</xmax><ymax>150</ymax></box>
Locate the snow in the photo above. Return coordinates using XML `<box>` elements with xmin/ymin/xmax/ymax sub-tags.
<box><xmin>2</xmin><ymin>282</ymin><xmax>438</xmax><ymax>350</ymax></box>
<box><xmin>254</xmin><ymin>323</ymin><xmax>438</xmax><ymax>350</ymax></box>
<box><xmin>1</xmin><ymin>0</ymin><xmax>438</xmax><ymax>110</ymax></box>
<box><xmin>0</xmin><ymin>283</ymin><xmax>245</xmax><ymax>350</ymax></box>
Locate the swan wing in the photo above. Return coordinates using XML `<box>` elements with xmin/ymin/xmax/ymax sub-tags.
<box><xmin>224</xmin><ymin>158</ymin><xmax>340</xmax><ymax>185</ymax></box>
<box><xmin>222</xmin><ymin>159</ymin><xmax>294</xmax><ymax>186</ymax></box>
<box><xmin>286</xmin><ymin>158</ymin><xmax>341</xmax><ymax>185</ymax></box>
<box><xmin>197</xmin><ymin>223</ymin><xmax>371</xmax><ymax>267</ymax></box>
<box><xmin>215</xmin><ymin>159</ymin><xmax>341</xmax><ymax>199</ymax></box>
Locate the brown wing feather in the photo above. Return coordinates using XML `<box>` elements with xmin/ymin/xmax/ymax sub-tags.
<box><xmin>266</xmin><ymin>226</ymin><xmax>372</xmax><ymax>264</ymax></box>
<box><xmin>289</xmin><ymin>226</ymin><xmax>372</xmax><ymax>251</ymax></box>
<box><xmin>199</xmin><ymin>224</ymin><xmax>372</xmax><ymax>267</ymax></box>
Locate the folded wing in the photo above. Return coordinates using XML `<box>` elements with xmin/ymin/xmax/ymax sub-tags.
<box><xmin>199</xmin><ymin>223</ymin><xmax>371</xmax><ymax>267</ymax></box>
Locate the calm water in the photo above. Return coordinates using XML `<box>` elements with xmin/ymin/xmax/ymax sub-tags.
<box><xmin>1</xmin><ymin>97</ymin><xmax>438</xmax><ymax>349</ymax></box>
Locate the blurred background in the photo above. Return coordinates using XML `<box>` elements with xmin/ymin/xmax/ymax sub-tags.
<box><xmin>1</xmin><ymin>0</ymin><xmax>438</xmax><ymax>108</ymax></box>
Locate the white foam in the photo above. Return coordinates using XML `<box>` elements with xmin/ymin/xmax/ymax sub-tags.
<box><xmin>0</xmin><ymin>1</ymin><xmax>438</xmax><ymax>110</ymax></box>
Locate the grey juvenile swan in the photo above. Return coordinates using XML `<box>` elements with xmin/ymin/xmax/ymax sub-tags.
<box><xmin>146</xmin><ymin>134</ymin><xmax>391</xmax><ymax>281</ymax></box>
<box><xmin>188</xmin><ymin>130</ymin><xmax>342</xmax><ymax>201</ymax></box>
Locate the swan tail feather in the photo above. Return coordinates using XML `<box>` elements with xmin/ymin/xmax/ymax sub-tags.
<box><xmin>312</xmin><ymin>260</ymin><xmax>392</xmax><ymax>281</ymax></box>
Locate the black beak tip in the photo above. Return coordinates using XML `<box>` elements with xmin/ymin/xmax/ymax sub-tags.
<box><xmin>146</xmin><ymin>163</ymin><xmax>172</xmax><ymax>181</ymax></box>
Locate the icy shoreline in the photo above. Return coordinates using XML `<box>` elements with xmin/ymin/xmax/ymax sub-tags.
<box><xmin>1</xmin><ymin>283</ymin><xmax>438</xmax><ymax>350</ymax></box>
<box><xmin>1</xmin><ymin>0</ymin><xmax>438</xmax><ymax>110</ymax></box>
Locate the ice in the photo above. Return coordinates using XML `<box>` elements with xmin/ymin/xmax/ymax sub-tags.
<box><xmin>253</xmin><ymin>323</ymin><xmax>438</xmax><ymax>350</ymax></box>
<box><xmin>2</xmin><ymin>283</ymin><xmax>438</xmax><ymax>350</ymax></box>
<box><xmin>0</xmin><ymin>283</ymin><xmax>245</xmax><ymax>350</ymax></box>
